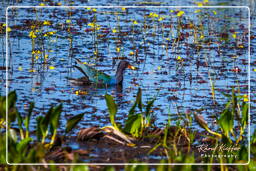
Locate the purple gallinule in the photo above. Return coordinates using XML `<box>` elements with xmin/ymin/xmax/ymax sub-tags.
<box><xmin>74</xmin><ymin>58</ymin><xmax>136</xmax><ymax>86</ymax></box>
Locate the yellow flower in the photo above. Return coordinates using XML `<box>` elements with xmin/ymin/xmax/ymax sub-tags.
<box><xmin>238</xmin><ymin>45</ymin><xmax>244</xmax><ymax>48</ymax></box>
<box><xmin>212</xmin><ymin>10</ymin><xmax>217</xmax><ymax>15</ymax></box>
<box><xmin>158</xmin><ymin>17</ymin><xmax>164</xmax><ymax>21</ymax></box>
<box><xmin>87</xmin><ymin>7</ymin><xmax>91</xmax><ymax>10</ymax></box>
<box><xmin>232</xmin><ymin>33</ymin><xmax>237</xmax><ymax>39</ymax></box>
<box><xmin>116</xmin><ymin>47</ymin><xmax>120</xmax><ymax>52</ymax></box>
<box><xmin>129</xmin><ymin>51</ymin><xmax>134</xmax><ymax>55</ymax></box>
<box><xmin>170</xmin><ymin>10</ymin><xmax>174</xmax><ymax>13</ymax></box>
<box><xmin>204</xmin><ymin>0</ymin><xmax>209</xmax><ymax>2</ymax></box>
<box><xmin>177</xmin><ymin>11</ymin><xmax>184</xmax><ymax>17</ymax></box>
<box><xmin>197</xmin><ymin>2</ymin><xmax>203</xmax><ymax>6</ymax></box>
<box><xmin>253</xmin><ymin>68</ymin><xmax>256</xmax><ymax>72</ymax></box>
<box><xmin>92</xmin><ymin>8</ymin><xmax>97</xmax><ymax>12</ymax></box>
<box><xmin>194</xmin><ymin>9</ymin><xmax>201</xmax><ymax>13</ymax></box>
<box><xmin>49</xmin><ymin>66</ymin><xmax>55</xmax><ymax>70</ymax></box>
<box><xmin>7</xmin><ymin>27</ymin><xmax>11</xmax><ymax>32</ymax></box>
<box><xmin>112</xmin><ymin>28</ymin><xmax>117</xmax><ymax>33</ymax></box>
<box><xmin>133</xmin><ymin>20</ymin><xmax>138</xmax><ymax>25</ymax></box>
<box><xmin>176</xmin><ymin>56</ymin><xmax>183</xmax><ymax>62</ymax></box>
<box><xmin>157</xmin><ymin>66</ymin><xmax>161</xmax><ymax>70</ymax></box>
<box><xmin>88</xmin><ymin>23</ymin><xmax>101</xmax><ymax>30</ymax></box>
<box><xmin>88</xmin><ymin>23</ymin><xmax>94</xmax><ymax>27</ymax></box>
<box><xmin>29</xmin><ymin>31</ymin><xmax>37</xmax><ymax>38</ymax></box>
<box><xmin>29</xmin><ymin>69</ymin><xmax>36</xmax><ymax>72</ymax></box>
<box><xmin>49</xmin><ymin>31</ymin><xmax>55</xmax><ymax>35</ymax></box>
<box><xmin>39</xmin><ymin>3</ymin><xmax>45</xmax><ymax>6</ymax></box>
<box><xmin>166</xmin><ymin>38</ymin><xmax>170</xmax><ymax>41</ymax></box>
<box><xmin>75</xmin><ymin>90</ymin><xmax>88</xmax><ymax>95</ymax></box>
<box><xmin>45</xmin><ymin>54</ymin><xmax>49</xmax><ymax>59</ymax></box>
<box><xmin>18</xmin><ymin>66</ymin><xmax>23</xmax><ymax>71</ymax></box>
<box><xmin>149</xmin><ymin>12</ymin><xmax>159</xmax><ymax>18</ymax></box>
<box><xmin>122</xmin><ymin>7</ymin><xmax>126</xmax><ymax>11</ymax></box>
<box><xmin>43</xmin><ymin>20</ymin><xmax>51</xmax><ymax>25</ymax></box>
<box><xmin>66</xmin><ymin>20</ymin><xmax>71</xmax><ymax>23</ymax></box>
<box><xmin>32</xmin><ymin>50</ymin><xmax>41</xmax><ymax>54</ymax></box>
<box><xmin>243</xmin><ymin>94</ymin><xmax>249</xmax><ymax>102</ymax></box>
<box><xmin>200</xmin><ymin>34</ymin><xmax>204</xmax><ymax>39</ymax></box>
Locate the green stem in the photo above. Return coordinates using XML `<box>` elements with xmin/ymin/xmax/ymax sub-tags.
<box><xmin>148</xmin><ymin>143</ymin><xmax>161</xmax><ymax>155</ymax></box>
<box><xmin>50</xmin><ymin>129</ymin><xmax>57</xmax><ymax>145</ymax></box>
<box><xmin>41</xmin><ymin>130</ymin><xmax>48</xmax><ymax>144</ymax></box>
<box><xmin>19</xmin><ymin>129</ymin><xmax>24</xmax><ymax>140</ymax></box>
<box><xmin>25</xmin><ymin>130</ymin><xmax>29</xmax><ymax>138</ymax></box>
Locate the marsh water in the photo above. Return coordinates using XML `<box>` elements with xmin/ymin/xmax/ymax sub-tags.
<box><xmin>0</xmin><ymin>0</ymin><xmax>255</xmax><ymax>149</ymax></box>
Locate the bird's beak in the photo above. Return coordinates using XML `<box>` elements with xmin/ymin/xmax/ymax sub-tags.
<box><xmin>127</xmin><ymin>64</ymin><xmax>137</xmax><ymax>70</ymax></box>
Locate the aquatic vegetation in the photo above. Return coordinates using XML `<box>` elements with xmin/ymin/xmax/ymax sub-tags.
<box><xmin>0</xmin><ymin>91</ymin><xmax>84</xmax><ymax>164</ymax></box>
<box><xmin>0</xmin><ymin>3</ymin><xmax>252</xmax><ymax>169</ymax></box>
<box><xmin>195</xmin><ymin>88</ymin><xmax>248</xmax><ymax>143</ymax></box>
<box><xmin>0</xmin><ymin>85</ymin><xmax>254</xmax><ymax>170</ymax></box>
<box><xmin>105</xmin><ymin>88</ymin><xmax>156</xmax><ymax>138</ymax></box>
<box><xmin>65</xmin><ymin>113</ymin><xmax>85</xmax><ymax>134</ymax></box>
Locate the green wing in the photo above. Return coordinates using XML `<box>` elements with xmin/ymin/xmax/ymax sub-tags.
<box><xmin>75</xmin><ymin>59</ymin><xmax>112</xmax><ymax>84</ymax></box>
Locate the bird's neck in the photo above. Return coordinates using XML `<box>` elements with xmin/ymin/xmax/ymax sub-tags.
<box><xmin>115</xmin><ymin>68</ymin><xmax>126</xmax><ymax>84</ymax></box>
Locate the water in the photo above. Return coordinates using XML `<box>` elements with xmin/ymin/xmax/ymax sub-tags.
<box><xmin>0</xmin><ymin>1</ymin><xmax>254</xmax><ymax>138</ymax></box>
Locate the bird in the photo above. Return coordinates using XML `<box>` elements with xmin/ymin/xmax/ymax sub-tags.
<box><xmin>73</xmin><ymin>58</ymin><xmax>136</xmax><ymax>86</ymax></box>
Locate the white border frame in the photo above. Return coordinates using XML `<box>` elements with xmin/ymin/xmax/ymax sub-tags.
<box><xmin>5</xmin><ymin>5</ymin><xmax>250</xmax><ymax>166</ymax></box>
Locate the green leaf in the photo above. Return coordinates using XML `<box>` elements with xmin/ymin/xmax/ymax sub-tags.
<box><xmin>238</xmin><ymin>146</ymin><xmax>248</xmax><ymax>161</ymax></box>
<box><xmin>2</xmin><ymin>91</ymin><xmax>18</xmax><ymax>123</ymax></box>
<box><xmin>105</xmin><ymin>94</ymin><xmax>118</xmax><ymax>128</ymax></box>
<box><xmin>71</xmin><ymin>165</ymin><xmax>89</xmax><ymax>171</ymax></box>
<box><xmin>130</xmin><ymin>115</ymin><xmax>142</xmax><ymax>138</ymax></box>
<box><xmin>41</xmin><ymin>106</ymin><xmax>53</xmax><ymax>135</ymax></box>
<box><xmin>217</xmin><ymin>109</ymin><xmax>233</xmax><ymax>137</ymax></box>
<box><xmin>129</xmin><ymin>88</ymin><xmax>142</xmax><ymax>115</ymax></box>
<box><xmin>157</xmin><ymin>160</ymin><xmax>168</xmax><ymax>171</ymax></box>
<box><xmin>17</xmin><ymin>137</ymin><xmax>32</xmax><ymax>153</ymax></box>
<box><xmin>133</xmin><ymin>165</ymin><xmax>149</xmax><ymax>171</ymax></box>
<box><xmin>50</xmin><ymin>104</ymin><xmax>62</xmax><ymax>133</ymax></box>
<box><xmin>136</xmin><ymin>88</ymin><xmax>142</xmax><ymax>111</ymax></box>
<box><xmin>16</xmin><ymin>111</ymin><xmax>23</xmax><ymax>130</ymax></box>
<box><xmin>65</xmin><ymin>113</ymin><xmax>84</xmax><ymax>134</ymax></box>
<box><xmin>129</xmin><ymin>101</ymin><xmax>137</xmax><ymax>115</ymax></box>
<box><xmin>36</xmin><ymin>116</ymin><xmax>43</xmax><ymax>141</ymax></box>
<box><xmin>7</xmin><ymin>91</ymin><xmax>17</xmax><ymax>110</ymax></box>
<box><xmin>124</xmin><ymin>114</ymin><xmax>142</xmax><ymax>137</ymax></box>
<box><xmin>8</xmin><ymin>129</ymin><xmax>17</xmax><ymax>142</ymax></box>
<box><xmin>145</xmin><ymin>97</ymin><xmax>156</xmax><ymax>117</ymax></box>
<box><xmin>103</xmin><ymin>166</ymin><xmax>115</xmax><ymax>171</ymax></box>
<box><xmin>24</xmin><ymin>102</ymin><xmax>34</xmax><ymax>131</ymax></box>
<box><xmin>241</xmin><ymin>102</ymin><xmax>248</xmax><ymax>127</ymax></box>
